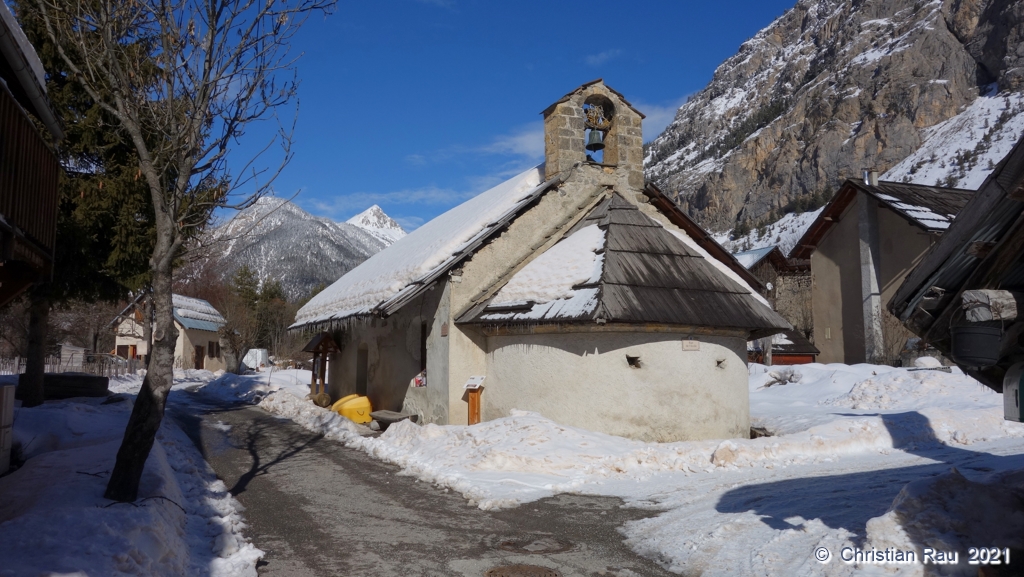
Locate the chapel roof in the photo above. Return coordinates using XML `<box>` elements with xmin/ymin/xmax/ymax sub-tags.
<box><xmin>458</xmin><ymin>194</ymin><xmax>791</xmax><ymax>338</ymax></box>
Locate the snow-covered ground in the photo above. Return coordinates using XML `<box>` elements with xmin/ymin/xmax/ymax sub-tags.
<box><xmin>6</xmin><ymin>363</ymin><xmax>1022</xmax><ymax>576</ymax></box>
<box><xmin>191</xmin><ymin>363</ymin><xmax>1024</xmax><ymax>576</ymax></box>
<box><xmin>0</xmin><ymin>372</ymin><xmax>262</xmax><ymax>577</ymax></box>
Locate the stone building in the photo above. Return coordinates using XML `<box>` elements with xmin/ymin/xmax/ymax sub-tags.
<box><xmin>791</xmin><ymin>175</ymin><xmax>972</xmax><ymax>365</ymax></box>
<box><xmin>733</xmin><ymin>245</ymin><xmax>812</xmax><ymax>340</ymax></box>
<box><xmin>292</xmin><ymin>80</ymin><xmax>789</xmax><ymax>442</ymax></box>
<box><xmin>734</xmin><ymin>246</ymin><xmax>818</xmax><ymax>365</ymax></box>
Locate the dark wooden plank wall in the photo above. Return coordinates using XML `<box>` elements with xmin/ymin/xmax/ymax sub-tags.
<box><xmin>0</xmin><ymin>82</ymin><xmax>59</xmax><ymax>266</ymax></box>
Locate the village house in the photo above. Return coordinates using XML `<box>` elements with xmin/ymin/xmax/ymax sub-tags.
<box><xmin>733</xmin><ymin>245</ymin><xmax>818</xmax><ymax>364</ymax></box>
<box><xmin>890</xmin><ymin>134</ymin><xmax>1024</xmax><ymax>395</ymax></box>
<box><xmin>0</xmin><ymin>1</ymin><xmax>62</xmax><ymax>308</ymax></box>
<box><xmin>111</xmin><ymin>294</ymin><xmax>227</xmax><ymax>371</ymax></box>
<box><xmin>291</xmin><ymin>80</ymin><xmax>790</xmax><ymax>442</ymax></box>
<box><xmin>791</xmin><ymin>174</ymin><xmax>973</xmax><ymax>365</ymax></box>
<box><xmin>733</xmin><ymin>245</ymin><xmax>812</xmax><ymax>339</ymax></box>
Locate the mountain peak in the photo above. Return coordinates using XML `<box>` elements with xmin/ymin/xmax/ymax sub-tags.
<box><xmin>347</xmin><ymin>205</ymin><xmax>406</xmax><ymax>244</ymax></box>
<box><xmin>348</xmin><ymin>205</ymin><xmax>404</xmax><ymax>231</ymax></box>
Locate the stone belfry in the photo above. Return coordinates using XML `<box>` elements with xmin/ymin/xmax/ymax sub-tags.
<box><xmin>541</xmin><ymin>79</ymin><xmax>645</xmax><ymax>191</ymax></box>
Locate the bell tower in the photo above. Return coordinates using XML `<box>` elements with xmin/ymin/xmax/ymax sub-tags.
<box><xmin>541</xmin><ymin>79</ymin><xmax>645</xmax><ymax>190</ymax></box>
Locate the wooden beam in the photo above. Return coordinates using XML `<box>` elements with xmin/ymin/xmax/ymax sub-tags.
<box><xmin>966</xmin><ymin>241</ymin><xmax>997</xmax><ymax>259</ymax></box>
<box><xmin>1008</xmin><ymin>182</ymin><xmax>1024</xmax><ymax>202</ymax></box>
<box><xmin>925</xmin><ymin>210</ymin><xmax>1024</xmax><ymax>343</ymax></box>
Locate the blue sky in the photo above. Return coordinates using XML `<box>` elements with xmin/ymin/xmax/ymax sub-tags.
<box><xmin>239</xmin><ymin>0</ymin><xmax>797</xmax><ymax>231</ymax></box>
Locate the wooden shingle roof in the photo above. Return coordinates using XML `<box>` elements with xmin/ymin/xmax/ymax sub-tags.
<box><xmin>460</xmin><ymin>194</ymin><xmax>791</xmax><ymax>338</ymax></box>
<box><xmin>791</xmin><ymin>179</ymin><xmax>973</xmax><ymax>259</ymax></box>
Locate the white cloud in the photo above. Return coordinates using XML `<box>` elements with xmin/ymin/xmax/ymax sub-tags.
<box><xmin>631</xmin><ymin>96</ymin><xmax>689</xmax><ymax>142</ymax></box>
<box><xmin>585</xmin><ymin>49</ymin><xmax>622</xmax><ymax>67</ymax></box>
<box><xmin>479</xmin><ymin>122</ymin><xmax>544</xmax><ymax>159</ymax></box>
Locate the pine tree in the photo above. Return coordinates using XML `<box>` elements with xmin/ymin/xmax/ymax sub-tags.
<box><xmin>12</xmin><ymin>0</ymin><xmax>154</xmax><ymax>407</ymax></box>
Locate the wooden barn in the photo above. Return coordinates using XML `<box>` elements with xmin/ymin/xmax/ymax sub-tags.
<box><xmin>890</xmin><ymin>133</ymin><xmax>1024</xmax><ymax>393</ymax></box>
<box><xmin>0</xmin><ymin>1</ymin><xmax>63</xmax><ymax>307</ymax></box>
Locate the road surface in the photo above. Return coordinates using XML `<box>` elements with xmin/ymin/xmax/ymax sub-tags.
<box><xmin>169</xmin><ymin>393</ymin><xmax>679</xmax><ymax>577</ymax></box>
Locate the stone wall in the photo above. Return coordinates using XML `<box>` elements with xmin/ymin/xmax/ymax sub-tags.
<box><xmin>543</xmin><ymin>81</ymin><xmax>644</xmax><ymax>190</ymax></box>
<box><xmin>774</xmin><ymin>271</ymin><xmax>813</xmax><ymax>340</ymax></box>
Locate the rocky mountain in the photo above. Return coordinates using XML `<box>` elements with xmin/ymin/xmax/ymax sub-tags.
<box><xmin>645</xmin><ymin>0</ymin><xmax>1024</xmax><ymax>234</ymax></box>
<box><xmin>212</xmin><ymin>197</ymin><xmax>390</xmax><ymax>300</ymax></box>
<box><xmin>347</xmin><ymin>204</ymin><xmax>406</xmax><ymax>244</ymax></box>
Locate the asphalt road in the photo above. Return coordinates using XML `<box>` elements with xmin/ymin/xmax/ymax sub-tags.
<box><xmin>168</xmin><ymin>393</ymin><xmax>680</xmax><ymax>577</ymax></box>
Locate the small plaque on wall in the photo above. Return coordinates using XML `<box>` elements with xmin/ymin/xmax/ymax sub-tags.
<box><xmin>441</xmin><ymin>323</ymin><xmax>449</xmax><ymax>337</ymax></box>
<box><xmin>682</xmin><ymin>340</ymin><xmax>700</xmax><ymax>351</ymax></box>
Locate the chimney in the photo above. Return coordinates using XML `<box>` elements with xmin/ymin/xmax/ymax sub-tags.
<box><xmin>862</xmin><ymin>168</ymin><xmax>879</xmax><ymax>187</ymax></box>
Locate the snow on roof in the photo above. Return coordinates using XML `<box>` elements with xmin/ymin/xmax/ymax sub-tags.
<box><xmin>479</xmin><ymin>224</ymin><xmax>605</xmax><ymax>322</ymax></box>
<box><xmin>0</xmin><ymin>1</ymin><xmax>46</xmax><ymax>91</ymax></box>
<box><xmin>732</xmin><ymin>246</ymin><xmax>776</xmax><ymax>269</ymax></box>
<box><xmin>172</xmin><ymin>294</ymin><xmax>226</xmax><ymax>332</ymax></box>
<box><xmin>293</xmin><ymin>165</ymin><xmax>550</xmax><ymax>327</ymax></box>
<box><xmin>874</xmin><ymin>192</ymin><xmax>955</xmax><ymax>230</ymax></box>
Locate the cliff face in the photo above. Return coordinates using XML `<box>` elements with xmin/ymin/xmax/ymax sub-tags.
<box><xmin>644</xmin><ymin>0</ymin><xmax>1024</xmax><ymax>232</ymax></box>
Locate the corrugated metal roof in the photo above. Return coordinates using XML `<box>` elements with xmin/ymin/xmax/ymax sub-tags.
<box><xmin>172</xmin><ymin>294</ymin><xmax>226</xmax><ymax>332</ymax></box>
<box><xmin>462</xmin><ymin>194</ymin><xmax>790</xmax><ymax>337</ymax></box>
<box><xmin>733</xmin><ymin>246</ymin><xmax>776</xmax><ymax>269</ymax></box>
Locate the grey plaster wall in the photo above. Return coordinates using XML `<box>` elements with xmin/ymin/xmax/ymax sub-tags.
<box><xmin>812</xmin><ymin>192</ymin><xmax>941</xmax><ymax>364</ymax></box>
<box><xmin>483</xmin><ymin>330</ymin><xmax>750</xmax><ymax>442</ymax></box>
<box><xmin>328</xmin><ymin>287</ymin><xmax>442</xmax><ymax>413</ymax></box>
<box><xmin>812</xmin><ymin>194</ymin><xmax>863</xmax><ymax>363</ymax></box>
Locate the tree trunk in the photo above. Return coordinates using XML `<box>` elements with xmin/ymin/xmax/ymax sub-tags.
<box><xmin>142</xmin><ymin>293</ymin><xmax>153</xmax><ymax>367</ymax></box>
<box><xmin>15</xmin><ymin>285</ymin><xmax>50</xmax><ymax>408</ymax></box>
<box><xmin>104</xmin><ymin>248</ymin><xmax>177</xmax><ymax>502</ymax></box>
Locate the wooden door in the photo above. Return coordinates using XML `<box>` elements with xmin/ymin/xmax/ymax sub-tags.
<box><xmin>194</xmin><ymin>345</ymin><xmax>205</xmax><ymax>370</ymax></box>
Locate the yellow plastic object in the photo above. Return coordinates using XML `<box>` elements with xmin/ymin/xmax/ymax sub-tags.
<box><xmin>337</xmin><ymin>395</ymin><xmax>372</xmax><ymax>424</ymax></box>
<box><xmin>330</xmin><ymin>394</ymin><xmax>359</xmax><ymax>413</ymax></box>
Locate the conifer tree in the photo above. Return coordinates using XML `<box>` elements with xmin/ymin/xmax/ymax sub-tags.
<box><xmin>27</xmin><ymin>0</ymin><xmax>334</xmax><ymax>501</ymax></box>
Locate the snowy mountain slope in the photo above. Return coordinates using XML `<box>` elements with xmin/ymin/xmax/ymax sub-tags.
<box><xmin>714</xmin><ymin>208</ymin><xmax>823</xmax><ymax>255</ymax></box>
<box><xmin>346</xmin><ymin>204</ymin><xmax>406</xmax><ymax>245</ymax></box>
<box><xmin>645</xmin><ymin>0</ymin><xmax>1024</xmax><ymax>233</ymax></box>
<box><xmin>212</xmin><ymin>198</ymin><xmax>389</xmax><ymax>301</ymax></box>
<box><xmin>883</xmin><ymin>86</ymin><xmax>1024</xmax><ymax>188</ymax></box>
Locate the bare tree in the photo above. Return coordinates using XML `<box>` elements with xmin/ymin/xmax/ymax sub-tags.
<box><xmin>30</xmin><ymin>0</ymin><xmax>333</xmax><ymax>501</ymax></box>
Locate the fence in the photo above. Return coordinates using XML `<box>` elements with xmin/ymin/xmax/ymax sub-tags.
<box><xmin>0</xmin><ymin>354</ymin><xmax>141</xmax><ymax>378</ymax></box>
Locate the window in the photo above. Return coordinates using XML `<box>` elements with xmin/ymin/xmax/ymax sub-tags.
<box><xmin>208</xmin><ymin>341</ymin><xmax>220</xmax><ymax>358</ymax></box>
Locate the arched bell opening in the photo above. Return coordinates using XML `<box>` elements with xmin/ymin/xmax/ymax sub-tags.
<box><xmin>583</xmin><ymin>94</ymin><xmax>615</xmax><ymax>164</ymax></box>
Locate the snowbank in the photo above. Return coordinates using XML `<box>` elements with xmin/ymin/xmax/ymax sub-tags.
<box><xmin>196</xmin><ymin>365</ymin><xmax>1024</xmax><ymax>575</ymax></box>
<box><xmin>0</xmin><ymin>384</ymin><xmax>261</xmax><ymax>577</ymax></box>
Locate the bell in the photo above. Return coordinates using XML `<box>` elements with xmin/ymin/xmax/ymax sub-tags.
<box><xmin>586</xmin><ymin>129</ymin><xmax>605</xmax><ymax>152</ymax></box>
